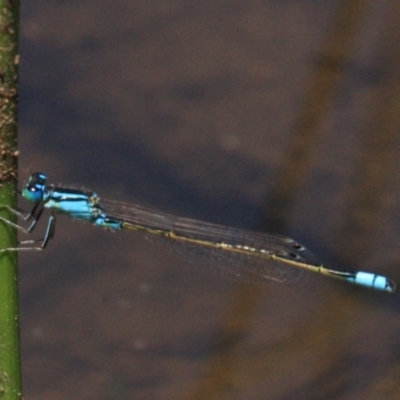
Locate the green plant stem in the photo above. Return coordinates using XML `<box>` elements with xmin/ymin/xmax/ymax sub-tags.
<box><xmin>0</xmin><ymin>0</ymin><xmax>20</xmax><ymax>399</ymax></box>
<box><xmin>0</xmin><ymin>185</ymin><xmax>20</xmax><ymax>399</ymax></box>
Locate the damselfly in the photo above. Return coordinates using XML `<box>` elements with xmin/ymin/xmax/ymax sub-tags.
<box><xmin>0</xmin><ymin>172</ymin><xmax>396</xmax><ymax>293</ymax></box>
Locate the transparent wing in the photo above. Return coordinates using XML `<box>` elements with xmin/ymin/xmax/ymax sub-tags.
<box><xmin>143</xmin><ymin>234</ymin><xmax>303</xmax><ymax>284</ymax></box>
<box><xmin>102</xmin><ymin>199</ymin><xmax>318</xmax><ymax>285</ymax></box>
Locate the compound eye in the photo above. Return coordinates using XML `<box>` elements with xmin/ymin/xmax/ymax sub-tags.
<box><xmin>22</xmin><ymin>185</ymin><xmax>44</xmax><ymax>203</ymax></box>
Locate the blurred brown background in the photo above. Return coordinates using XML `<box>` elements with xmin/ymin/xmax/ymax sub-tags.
<box><xmin>18</xmin><ymin>1</ymin><xmax>400</xmax><ymax>399</ymax></box>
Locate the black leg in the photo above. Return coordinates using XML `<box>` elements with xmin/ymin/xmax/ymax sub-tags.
<box><xmin>0</xmin><ymin>204</ymin><xmax>56</xmax><ymax>252</ymax></box>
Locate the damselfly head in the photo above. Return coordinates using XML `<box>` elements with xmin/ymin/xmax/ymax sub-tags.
<box><xmin>22</xmin><ymin>172</ymin><xmax>48</xmax><ymax>203</ymax></box>
<box><xmin>29</xmin><ymin>172</ymin><xmax>47</xmax><ymax>186</ymax></box>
